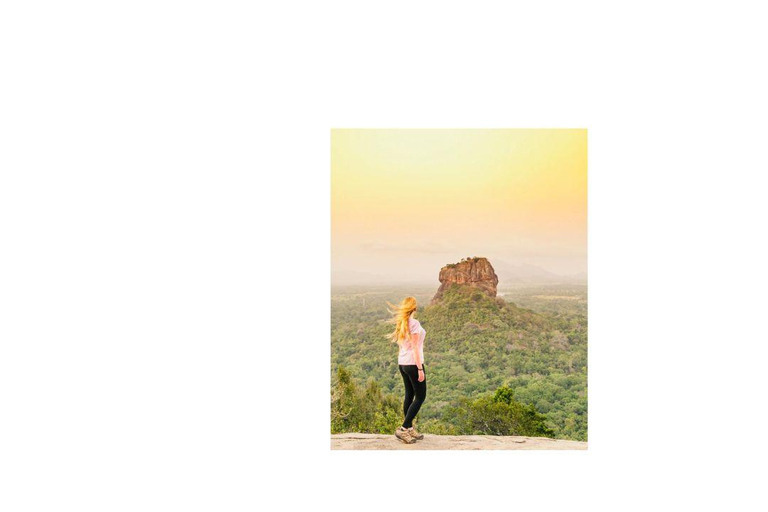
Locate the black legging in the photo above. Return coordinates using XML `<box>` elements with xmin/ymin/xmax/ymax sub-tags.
<box><xmin>399</xmin><ymin>364</ymin><xmax>427</xmax><ymax>428</ymax></box>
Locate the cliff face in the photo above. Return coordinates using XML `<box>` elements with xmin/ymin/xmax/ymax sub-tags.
<box><xmin>431</xmin><ymin>257</ymin><xmax>499</xmax><ymax>304</ymax></box>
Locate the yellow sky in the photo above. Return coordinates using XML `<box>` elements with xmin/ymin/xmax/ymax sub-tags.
<box><xmin>331</xmin><ymin>129</ymin><xmax>587</xmax><ymax>285</ymax></box>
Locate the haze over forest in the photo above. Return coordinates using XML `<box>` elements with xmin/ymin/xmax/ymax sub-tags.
<box><xmin>332</xmin><ymin>258</ymin><xmax>587</xmax><ymax>287</ymax></box>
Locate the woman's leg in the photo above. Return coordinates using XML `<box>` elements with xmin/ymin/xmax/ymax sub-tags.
<box><xmin>402</xmin><ymin>365</ymin><xmax>427</xmax><ymax>428</ymax></box>
<box><xmin>399</xmin><ymin>365</ymin><xmax>415</xmax><ymax>420</ymax></box>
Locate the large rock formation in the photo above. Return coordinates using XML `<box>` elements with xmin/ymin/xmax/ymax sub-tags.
<box><xmin>431</xmin><ymin>257</ymin><xmax>499</xmax><ymax>304</ymax></box>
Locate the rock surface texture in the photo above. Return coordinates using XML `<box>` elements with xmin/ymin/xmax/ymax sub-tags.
<box><xmin>331</xmin><ymin>433</ymin><xmax>586</xmax><ymax>450</ymax></box>
<box><xmin>431</xmin><ymin>257</ymin><xmax>499</xmax><ymax>304</ymax></box>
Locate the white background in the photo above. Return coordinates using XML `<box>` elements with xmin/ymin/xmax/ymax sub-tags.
<box><xmin>2</xmin><ymin>1</ymin><xmax>767</xmax><ymax>510</ymax></box>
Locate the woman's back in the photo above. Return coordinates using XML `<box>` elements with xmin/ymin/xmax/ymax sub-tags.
<box><xmin>398</xmin><ymin>317</ymin><xmax>425</xmax><ymax>365</ymax></box>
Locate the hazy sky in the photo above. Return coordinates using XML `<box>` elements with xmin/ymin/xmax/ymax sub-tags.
<box><xmin>331</xmin><ymin>129</ymin><xmax>587</xmax><ymax>285</ymax></box>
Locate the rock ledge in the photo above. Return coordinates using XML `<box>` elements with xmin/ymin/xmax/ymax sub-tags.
<box><xmin>331</xmin><ymin>433</ymin><xmax>587</xmax><ymax>450</ymax></box>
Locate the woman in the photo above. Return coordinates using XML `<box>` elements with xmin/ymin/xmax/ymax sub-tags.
<box><xmin>386</xmin><ymin>296</ymin><xmax>427</xmax><ymax>444</ymax></box>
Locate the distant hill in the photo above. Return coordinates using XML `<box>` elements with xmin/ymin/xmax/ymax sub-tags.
<box><xmin>493</xmin><ymin>260</ymin><xmax>587</xmax><ymax>285</ymax></box>
<box><xmin>332</xmin><ymin>261</ymin><xmax>585</xmax><ymax>288</ymax></box>
<box><xmin>331</xmin><ymin>270</ymin><xmax>436</xmax><ymax>287</ymax></box>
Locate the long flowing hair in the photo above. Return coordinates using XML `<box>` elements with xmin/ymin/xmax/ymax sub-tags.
<box><xmin>385</xmin><ymin>296</ymin><xmax>417</xmax><ymax>346</ymax></box>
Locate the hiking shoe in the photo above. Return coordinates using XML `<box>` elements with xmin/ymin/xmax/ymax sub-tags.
<box><xmin>408</xmin><ymin>427</ymin><xmax>424</xmax><ymax>440</ymax></box>
<box><xmin>395</xmin><ymin>426</ymin><xmax>415</xmax><ymax>444</ymax></box>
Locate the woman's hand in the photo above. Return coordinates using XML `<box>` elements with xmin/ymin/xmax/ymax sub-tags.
<box><xmin>417</xmin><ymin>369</ymin><xmax>425</xmax><ymax>382</ymax></box>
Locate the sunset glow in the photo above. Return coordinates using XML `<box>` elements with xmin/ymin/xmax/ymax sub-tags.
<box><xmin>331</xmin><ymin>129</ymin><xmax>587</xmax><ymax>285</ymax></box>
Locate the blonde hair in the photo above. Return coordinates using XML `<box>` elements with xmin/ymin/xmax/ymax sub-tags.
<box><xmin>385</xmin><ymin>296</ymin><xmax>417</xmax><ymax>346</ymax></box>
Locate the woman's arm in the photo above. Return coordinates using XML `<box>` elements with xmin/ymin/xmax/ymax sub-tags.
<box><xmin>412</xmin><ymin>332</ymin><xmax>425</xmax><ymax>382</ymax></box>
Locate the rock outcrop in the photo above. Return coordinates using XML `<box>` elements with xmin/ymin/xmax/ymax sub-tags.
<box><xmin>431</xmin><ymin>257</ymin><xmax>499</xmax><ymax>304</ymax></box>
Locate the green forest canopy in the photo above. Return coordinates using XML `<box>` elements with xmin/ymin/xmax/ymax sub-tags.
<box><xmin>331</xmin><ymin>283</ymin><xmax>588</xmax><ymax>441</ymax></box>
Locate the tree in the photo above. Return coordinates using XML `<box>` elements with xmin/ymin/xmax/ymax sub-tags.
<box><xmin>443</xmin><ymin>385</ymin><xmax>555</xmax><ymax>437</ymax></box>
<box><xmin>331</xmin><ymin>366</ymin><xmax>402</xmax><ymax>434</ymax></box>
